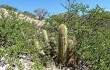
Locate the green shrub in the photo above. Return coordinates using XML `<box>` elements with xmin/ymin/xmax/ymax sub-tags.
<box><xmin>43</xmin><ymin>1</ymin><xmax>110</xmax><ymax>69</ymax></box>
<box><xmin>0</xmin><ymin>10</ymin><xmax>43</xmax><ymax>69</ymax></box>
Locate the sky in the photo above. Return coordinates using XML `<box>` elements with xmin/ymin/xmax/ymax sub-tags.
<box><xmin>0</xmin><ymin>0</ymin><xmax>110</xmax><ymax>14</ymax></box>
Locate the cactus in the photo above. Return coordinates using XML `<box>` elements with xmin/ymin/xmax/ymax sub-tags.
<box><xmin>68</xmin><ymin>36</ymin><xmax>77</xmax><ymax>48</ymax></box>
<box><xmin>34</xmin><ymin>40</ymin><xmax>41</xmax><ymax>49</ymax></box>
<box><xmin>34</xmin><ymin>40</ymin><xmax>45</xmax><ymax>55</ymax></box>
<box><xmin>42</xmin><ymin>29</ymin><xmax>49</xmax><ymax>46</ymax></box>
<box><xmin>58</xmin><ymin>24</ymin><xmax>67</xmax><ymax>63</ymax></box>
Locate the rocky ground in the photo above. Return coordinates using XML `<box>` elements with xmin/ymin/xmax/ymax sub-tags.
<box><xmin>0</xmin><ymin>56</ymin><xmax>91</xmax><ymax>70</ymax></box>
<box><xmin>0</xmin><ymin>55</ymin><xmax>34</xmax><ymax>70</ymax></box>
<box><xmin>0</xmin><ymin>8</ymin><xmax>45</xmax><ymax>27</ymax></box>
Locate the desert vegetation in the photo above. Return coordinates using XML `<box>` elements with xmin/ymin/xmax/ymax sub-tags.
<box><xmin>0</xmin><ymin>0</ymin><xmax>110</xmax><ymax>70</ymax></box>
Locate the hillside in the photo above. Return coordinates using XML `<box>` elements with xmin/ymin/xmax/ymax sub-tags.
<box><xmin>0</xmin><ymin>7</ymin><xmax>45</xmax><ymax>27</ymax></box>
<box><xmin>0</xmin><ymin>3</ymin><xmax>110</xmax><ymax>70</ymax></box>
<box><xmin>0</xmin><ymin>6</ymin><xmax>47</xmax><ymax>70</ymax></box>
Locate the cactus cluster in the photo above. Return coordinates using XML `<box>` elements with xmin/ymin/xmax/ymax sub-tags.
<box><xmin>36</xmin><ymin>24</ymin><xmax>76</xmax><ymax>65</ymax></box>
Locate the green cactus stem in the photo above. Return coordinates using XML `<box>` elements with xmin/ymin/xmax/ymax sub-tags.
<box><xmin>58</xmin><ymin>24</ymin><xmax>68</xmax><ymax>63</ymax></box>
<box><xmin>42</xmin><ymin>29</ymin><xmax>49</xmax><ymax>46</ymax></box>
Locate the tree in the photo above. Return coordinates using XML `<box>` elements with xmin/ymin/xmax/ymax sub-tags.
<box><xmin>61</xmin><ymin>0</ymin><xmax>110</xmax><ymax>69</ymax></box>
<box><xmin>44</xmin><ymin>0</ymin><xmax>110</xmax><ymax>69</ymax></box>
<box><xmin>34</xmin><ymin>8</ymin><xmax>48</xmax><ymax>20</ymax></box>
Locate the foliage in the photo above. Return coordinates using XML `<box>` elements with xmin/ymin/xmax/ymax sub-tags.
<box><xmin>0</xmin><ymin>4</ymin><xmax>18</xmax><ymax>12</ymax></box>
<box><xmin>0</xmin><ymin>10</ymin><xmax>43</xmax><ymax>69</ymax></box>
<box><xmin>0</xmin><ymin>1</ymin><xmax>110</xmax><ymax>70</ymax></box>
<box><xmin>43</xmin><ymin>0</ymin><xmax>110</xmax><ymax>69</ymax></box>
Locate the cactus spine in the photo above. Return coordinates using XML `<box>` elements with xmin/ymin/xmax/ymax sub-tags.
<box><xmin>58</xmin><ymin>24</ymin><xmax>67</xmax><ymax>63</ymax></box>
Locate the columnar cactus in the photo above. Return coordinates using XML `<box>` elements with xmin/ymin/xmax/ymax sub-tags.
<box><xmin>42</xmin><ymin>29</ymin><xmax>49</xmax><ymax>45</ymax></box>
<box><xmin>58</xmin><ymin>24</ymin><xmax>67</xmax><ymax>63</ymax></box>
<box><xmin>34</xmin><ymin>40</ymin><xmax>40</xmax><ymax>49</ymax></box>
<box><xmin>34</xmin><ymin>40</ymin><xmax>45</xmax><ymax>55</ymax></box>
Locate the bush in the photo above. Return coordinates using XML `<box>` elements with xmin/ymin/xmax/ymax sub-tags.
<box><xmin>0</xmin><ymin>10</ymin><xmax>43</xmax><ymax>69</ymax></box>
<box><xmin>43</xmin><ymin>1</ymin><xmax>110</xmax><ymax>69</ymax></box>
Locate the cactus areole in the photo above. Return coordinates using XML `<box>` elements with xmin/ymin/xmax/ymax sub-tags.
<box><xmin>58</xmin><ymin>24</ymin><xmax>67</xmax><ymax>63</ymax></box>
